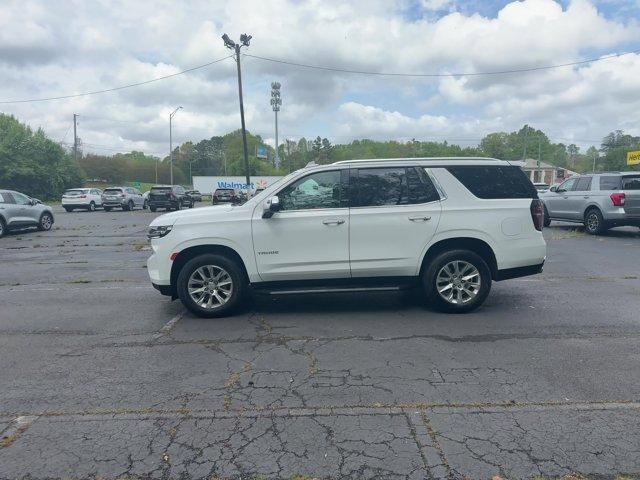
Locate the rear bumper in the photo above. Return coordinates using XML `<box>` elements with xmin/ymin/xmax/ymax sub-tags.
<box><xmin>495</xmin><ymin>262</ymin><xmax>544</xmax><ymax>281</ymax></box>
<box><xmin>61</xmin><ymin>202</ymin><xmax>91</xmax><ymax>208</ymax></box>
<box><xmin>149</xmin><ymin>201</ymin><xmax>178</xmax><ymax>208</ymax></box>
<box><xmin>102</xmin><ymin>201</ymin><xmax>126</xmax><ymax>207</ymax></box>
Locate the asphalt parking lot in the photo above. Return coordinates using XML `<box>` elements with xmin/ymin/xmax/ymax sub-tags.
<box><xmin>1</xmin><ymin>205</ymin><xmax>640</xmax><ymax>479</ymax></box>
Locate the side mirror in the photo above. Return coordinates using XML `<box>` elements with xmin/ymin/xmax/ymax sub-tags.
<box><xmin>556</xmin><ymin>187</ymin><xmax>565</xmax><ymax>193</ymax></box>
<box><xmin>29</xmin><ymin>199</ymin><xmax>37</xmax><ymax>206</ymax></box>
<box><xmin>262</xmin><ymin>195</ymin><xmax>280</xmax><ymax>218</ymax></box>
<box><xmin>549</xmin><ymin>186</ymin><xmax>557</xmax><ymax>192</ymax></box>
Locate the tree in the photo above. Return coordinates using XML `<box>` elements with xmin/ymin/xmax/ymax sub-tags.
<box><xmin>0</xmin><ymin>114</ymin><xmax>83</xmax><ymax>199</ymax></box>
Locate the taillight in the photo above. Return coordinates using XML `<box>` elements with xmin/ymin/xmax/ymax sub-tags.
<box><xmin>530</xmin><ymin>199</ymin><xmax>544</xmax><ymax>231</ymax></box>
<box><xmin>79</xmin><ymin>195</ymin><xmax>86</xmax><ymax>198</ymax></box>
<box><xmin>118</xmin><ymin>193</ymin><xmax>125</xmax><ymax>197</ymax></box>
<box><xmin>610</xmin><ymin>192</ymin><xmax>625</xmax><ymax>207</ymax></box>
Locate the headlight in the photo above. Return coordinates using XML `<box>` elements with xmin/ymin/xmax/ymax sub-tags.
<box><xmin>147</xmin><ymin>225</ymin><xmax>173</xmax><ymax>239</ymax></box>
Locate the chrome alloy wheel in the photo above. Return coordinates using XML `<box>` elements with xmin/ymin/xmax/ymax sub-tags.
<box><xmin>41</xmin><ymin>214</ymin><xmax>52</xmax><ymax>230</ymax></box>
<box><xmin>586</xmin><ymin>212</ymin><xmax>599</xmax><ymax>232</ymax></box>
<box><xmin>436</xmin><ymin>260</ymin><xmax>481</xmax><ymax>305</ymax></box>
<box><xmin>187</xmin><ymin>265</ymin><xmax>233</xmax><ymax>310</ymax></box>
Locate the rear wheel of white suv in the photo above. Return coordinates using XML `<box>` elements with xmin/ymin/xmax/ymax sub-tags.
<box><xmin>422</xmin><ymin>249</ymin><xmax>491</xmax><ymax>313</ymax></box>
<box><xmin>176</xmin><ymin>254</ymin><xmax>246</xmax><ymax>318</ymax></box>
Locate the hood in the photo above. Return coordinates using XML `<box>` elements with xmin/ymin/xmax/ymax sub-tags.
<box><xmin>149</xmin><ymin>204</ymin><xmax>240</xmax><ymax>227</ymax></box>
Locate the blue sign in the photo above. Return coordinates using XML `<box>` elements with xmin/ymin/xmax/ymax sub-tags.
<box><xmin>256</xmin><ymin>146</ymin><xmax>267</xmax><ymax>159</ymax></box>
<box><xmin>217</xmin><ymin>180</ymin><xmax>255</xmax><ymax>190</ymax></box>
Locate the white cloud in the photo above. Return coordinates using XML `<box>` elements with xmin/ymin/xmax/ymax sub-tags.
<box><xmin>0</xmin><ymin>0</ymin><xmax>637</xmax><ymax>157</ymax></box>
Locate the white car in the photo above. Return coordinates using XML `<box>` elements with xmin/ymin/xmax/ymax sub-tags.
<box><xmin>147</xmin><ymin>158</ymin><xmax>547</xmax><ymax>317</ymax></box>
<box><xmin>61</xmin><ymin>188</ymin><xmax>103</xmax><ymax>212</ymax></box>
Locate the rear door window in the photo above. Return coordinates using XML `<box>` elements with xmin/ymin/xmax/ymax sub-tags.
<box><xmin>0</xmin><ymin>193</ymin><xmax>15</xmax><ymax>204</ymax></box>
<box><xmin>352</xmin><ymin>167</ymin><xmax>439</xmax><ymax>207</ymax></box>
<box><xmin>599</xmin><ymin>176</ymin><xmax>621</xmax><ymax>190</ymax></box>
<box><xmin>446</xmin><ymin>165</ymin><xmax>537</xmax><ymax>199</ymax></box>
<box><xmin>104</xmin><ymin>188</ymin><xmax>123</xmax><ymax>195</ymax></box>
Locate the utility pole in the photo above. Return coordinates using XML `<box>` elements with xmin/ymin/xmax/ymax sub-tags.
<box><xmin>271</xmin><ymin>82</ymin><xmax>282</xmax><ymax>169</ymax></box>
<box><xmin>73</xmin><ymin>114</ymin><xmax>78</xmax><ymax>163</ymax></box>
<box><xmin>169</xmin><ymin>106</ymin><xmax>182</xmax><ymax>185</ymax></box>
<box><xmin>522</xmin><ymin>125</ymin><xmax>529</xmax><ymax>160</ymax></box>
<box><xmin>592</xmin><ymin>152</ymin><xmax>597</xmax><ymax>172</ymax></box>
<box><xmin>223</xmin><ymin>33</ymin><xmax>252</xmax><ymax>195</ymax></box>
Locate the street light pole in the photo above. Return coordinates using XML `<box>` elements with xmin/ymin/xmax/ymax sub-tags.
<box><xmin>169</xmin><ymin>106</ymin><xmax>182</xmax><ymax>185</ymax></box>
<box><xmin>223</xmin><ymin>33</ymin><xmax>252</xmax><ymax>195</ymax></box>
<box><xmin>271</xmin><ymin>82</ymin><xmax>282</xmax><ymax>169</ymax></box>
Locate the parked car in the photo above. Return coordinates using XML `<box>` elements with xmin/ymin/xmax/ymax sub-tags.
<box><xmin>541</xmin><ymin>172</ymin><xmax>640</xmax><ymax>234</ymax></box>
<box><xmin>147</xmin><ymin>158</ymin><xmax>546</xmax><ymax>317</ymax></box>
<box><xmin>101</xmin><ymin>187</ymin><xmax>144</xmax><ymax>212</ymax></box>
<box><xmin>212</xmin><ymin>188</ymin><xmax>242</xmax><ymax>205</ymax></box>
<box><xmin>533</xmin><ymin>182</ymin><xmax>550</xmax><ymax>193</ymax></box>
<box><xmin>61</xmin><ymin>188</ymin><xmax>103</xmax><ymax>212</ymax></box>
<box><xmin>148</xmin><ymin>185</ymin><xmax>193</xmax><ymax>212</ymax></box>
<box><xmin>185</xmin><ymin>190</ymin><xmax>202</xmax><ymax>202</ymax></box>
<box><xmin>0</xmin><ymin>189</ymin><xmax>55</xmax><ymax>238</ymax></box>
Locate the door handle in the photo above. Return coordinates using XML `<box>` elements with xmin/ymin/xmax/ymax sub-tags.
<box><xmin>322</xmin><ymin>219</ymin><xmax>345</xmax><ymax>226</ymax></box>
<box><xmin>408</xmin><ymin>216</ymin><xmax>431</xmax><ymax>222</ymax></box>
<box><xmin>583</xmin><ymin>196</ymin><xmax>589</xmax><ymax>199</ymax></box>
<box><xmin>563</xmin><ymin>196</ymin><xmax>569</xmax><ymax>199</ymax></box>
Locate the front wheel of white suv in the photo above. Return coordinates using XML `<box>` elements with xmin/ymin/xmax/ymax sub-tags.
<box><xmin>422</xmin><ymin>249</ymin><xmax>492</xmax><ymax>313</ymax></box>
<box><xmin>176</xmin><ymin>254</ymin><xmax>247</xmax><ymax>318</ymax></box>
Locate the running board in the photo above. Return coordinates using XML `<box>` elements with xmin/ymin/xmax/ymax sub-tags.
<box><xmin>265</xmin><ymin>285</ymin><xmax>403</xmax><ymax>295</ymax></box>
<box><xmin>251</xmin><ymin>277</ymin><xmax>419</xmax><ymax>296</ymax></box>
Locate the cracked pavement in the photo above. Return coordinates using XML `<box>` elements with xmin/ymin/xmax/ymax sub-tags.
<box><xmin>1</xmin><ymin>206</ymin><xmax>639</xmax><ymax>479</ymax></box>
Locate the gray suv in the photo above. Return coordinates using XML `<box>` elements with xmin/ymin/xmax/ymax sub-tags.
<box><xmin>541</xmin><ymin>172</ymin><xmax>640</xmax><ymax>234</ymax></box>
<box><xmin>0</xmin><ymin>189</ymin><xmax>55</xmax><ymax>238</ymax></box>
<box><xmin>101</xmin><ymin>186</ymin><xmax>145</xmax><ymax>212</ymax></box>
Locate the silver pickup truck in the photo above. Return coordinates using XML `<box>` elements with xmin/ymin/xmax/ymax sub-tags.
<box><xmin>541</xmin><ymin>172</ymin><xmax>640</xmax><ymax>234</ymax></box>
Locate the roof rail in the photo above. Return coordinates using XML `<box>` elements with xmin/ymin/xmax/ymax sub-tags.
<box><xmin>332</xmin><ymin>156</ymin><xmax>501</xmax><ymax>165</ymax></box>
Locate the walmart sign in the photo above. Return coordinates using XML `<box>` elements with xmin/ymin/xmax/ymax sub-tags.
<box><xmin>192</xmin><ymin>176</ymin><xmax>283</xmax><ymax>194</ymax></box>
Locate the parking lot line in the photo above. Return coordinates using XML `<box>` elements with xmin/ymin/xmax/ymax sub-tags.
<box><xmin>153</xmin><ymin>311</ymin><xmax>184</xmax><ymax>340</ymax></box>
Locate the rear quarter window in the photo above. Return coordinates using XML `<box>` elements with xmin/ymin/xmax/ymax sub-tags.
<box><xmin>622</xmin><ymin>176</ymin><xmax>640</xmax><ymax>190</ymax></box>
<box><xmin>446</xmin><ymin>165</ymin><xmax>537</xmax><ymax>199</ymax></box>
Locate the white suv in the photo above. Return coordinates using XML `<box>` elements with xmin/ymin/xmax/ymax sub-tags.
<box><xmin>61</xmin><ymin>188</ymin><xmax>103</xmax><ymax>212</ymax></box>
<box><xmin>147</xmin><ymin>158</ymin><xmax>546</xmax><ymax>317</ymax></box>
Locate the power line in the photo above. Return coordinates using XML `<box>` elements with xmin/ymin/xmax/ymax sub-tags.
<box><xmin>244</xmin><ymin>48</ymin><xmax>640</xmax><ymax>77</ymax></box>
<box><xmin>0</xmin><ymin>55</ymin><xmax>233</xmax><ymax>104</ymax></box>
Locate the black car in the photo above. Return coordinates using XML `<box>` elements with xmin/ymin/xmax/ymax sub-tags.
<box><xmin>212</xmin><ymin>188</ymin><xmax>242</xmax><ymax>205</ymax></box>
<box><xmin>148</xmin><ymin>185</ymin><xmax>193</xmax><ymax>212</ymax></box>
<box><xmin>185</xmin><ymin>190</ymin><xmax>202</xmax><ymax>202</ymax></box>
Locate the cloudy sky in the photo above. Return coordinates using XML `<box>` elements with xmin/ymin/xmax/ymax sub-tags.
<box><xmin>1</xmin><ymin>0</ymin><xmax>639</xmax><ymax>157</ymax></box>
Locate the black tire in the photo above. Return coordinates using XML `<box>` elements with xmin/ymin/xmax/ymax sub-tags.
<box><xmin>584</xmin><ymin>208</ymin><xmax>605</xmax><ymax>235</ymax></box>
<box><xmin>88</xmin><ymin>201</ymin><xmax>96</xmax><ymax>212</ymax></box>
<box><xmin>188</xmin><ymin>201</ymin><xmax>194</xmax><ymax>209</ymax></box>
<box><xmin>174</xmin><ymin>202</ymin><xmax>181</xmax><ymax>211</ymax></box>
<box><xmin>176</xmin><ymin>254</ymin><xmax>247</xmax><ymax>318</ymax></box>
<box><xmin>104</xmin><ymin>207</ymin><xmax>112</xmax><ymax>212</ymax></box>
<box><xmin>422</xmin><ymin>249</ymin><xmax>492</xmax><ymax>313</ymax></box>
<box><xmin>64</xmin><ymin>207</ymin><xmax>73</xmax><ymax>212</ymax></box>
<box><xmin>143</xmin><ymin>200</ymin><xmax>148</xmax><ymax>210</ymax></box>
<box><xmin>124</xmin><ymin>200</ymin><xmax>134</xmax><ymax>211</ymax></box>
<box><xmin>0</xmin><ymin>217</ymin><xmax>6</xmax><ymax>238</ymax></box>
<box><xmin>150</xmin><ymin>206</ymin><xmax>157</xmax><ymax>212</ymax></box>
<box><xmin>37</xmin><ymin>212</ymin><xmax>53</xmax><ymax>232</ymax></box>
<box><xmin>543</xmin><ymin>205</ymin><xmax>551</xmax><ymax>227</ymax></box>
